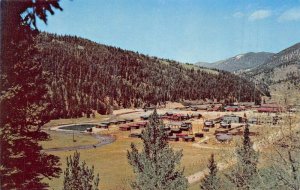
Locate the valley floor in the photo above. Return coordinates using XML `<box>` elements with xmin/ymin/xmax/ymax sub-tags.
<box><xmin>41</xmin><ymin>105</ymin><xmax>299</xmax><ymax>190</ymax></box>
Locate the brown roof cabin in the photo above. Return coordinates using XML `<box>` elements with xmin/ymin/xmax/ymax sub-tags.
<box><xmin>117</xmin><ymin>119</ymin><xmax>126</xmax><ymax>124</ymax></box>
<box><xmin>136</xmin><ymin>121</ymin><xmax>148</xmax><ymax>128</ymax></box>
<box><xmin>195</xmin><ymin>133</ymin><xmax>204</xmax><ymax>138</ymax></box>
<box><xmin>125</xmin><ymin>118</ymin><xmax>134</xmax><ymax>123</ymax></box>
<box><xmin>129</xmin><ymin>133</ymin><xmax>142</xmax><ymax>138</ymax></box>
<box><xmin>128</xmin><ymin>123</ymin><xmax>140</xmax><ymax>129</ymax></box>
<box><xmin>202</xmin><ymin>127</ymin><xmax>209</xmax><ymax>132</ymax></box>
<box><xmin>109</xmin><ymin>120</ymin><xmax>118</xmax><ymax>125</ymax></box>
<box><xmin>183</xmin><ymin>136</ymin><xmax>195</xmax><ymax>142</ymax></box>
<box><xmin>168</xmin><ymin>136</ymin><xmax>179</xmax><ymax>141</ymax></box>
<box><xmin>119</xmin><ymin>124</ymin><xmax>131</xmax><ymax>131</ymax></box>
<box><xmin>97</xmin><ymin>123</ymin><xmax>109</xmax><ymax>129</ymax></box>
<box><xmin>140</xmin><ymin>115</ymin><xmax>150</xmax><ymax>120</ymax></box>
<box><xmin>257</xmin><ymin>103</ymin><xmax>283</xmax><ymax>113</ymax></box>
<box><xmin>176</xmin><ymin>133</ymin><xmax>188</xmax><ymax>138</ymax></box>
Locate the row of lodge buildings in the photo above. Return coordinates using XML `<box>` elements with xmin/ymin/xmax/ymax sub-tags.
<box><xmin>257</xmin><ymin>104</ymin><xmax>283</xmax><ymax>113</ymax></box>
<box><xmin>184</xmin><ymin>102</ymin><xmax>286</xmax><ymax>113</ymax></box>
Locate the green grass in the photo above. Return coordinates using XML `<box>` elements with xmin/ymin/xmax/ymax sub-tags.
<box><xmin>43</xmin><ymin>129</ymin><xmax>227</xmax><ymax>190</ymax></box>
<box><xmin>40</xmin><ymin>131</ymin><xmax>99</xmax><ymax>149</ymax></box>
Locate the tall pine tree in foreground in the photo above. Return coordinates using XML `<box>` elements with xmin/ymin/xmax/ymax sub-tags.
<box><xmin>0</xmin><ymin>1</ymin><xmax>62</xmax><ymax>189</ymax></box>
<box><xmin>227</xmin><ymin>124</ymin><xmax>259</xmax><ymax>190</ymax></box>
<box><xmin>200</xmin><ymin>154</ymin><xmax>221</xmax><ymax>190</ymax></box>
<box><xmin>63</xmin><ymin>151</ymin><xmax>100</xmax><ymax>190</ymax></box>
<box><xmin>127</xmin><ymin>109</ymin><xmax>188</xmax><ymax>190</ymax></box>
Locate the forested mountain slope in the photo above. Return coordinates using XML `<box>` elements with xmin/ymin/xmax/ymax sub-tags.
<box><xmin>35</xmin><ymin>33</ymin><xmax>260</xmax><ymax>118</ymax></box>
<box><xmin>245</xmin><ymin>43</ymin><xmax>300</xmax><ymax>87</ymax></box>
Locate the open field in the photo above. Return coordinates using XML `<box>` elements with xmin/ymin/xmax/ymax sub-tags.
<box><xmin>43</xmin><ymin>129</ymin><xmax>228</xmax><ymax>189</ymax></box>
<box><xmin>40</xmin><ymin>131</ymin><xmax>99</xmax><ymax>149</ymax></box>
<box><xmin>42</xmin><ymin>106</ymin><xmax>297</xmax><ymax>189</ymax></box>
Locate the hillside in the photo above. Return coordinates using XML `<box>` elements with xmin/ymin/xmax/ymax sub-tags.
<box><xmin>243</xmin><ymin>43</ymin><xmax>300</xmax><ymax>104</ymax></box>
<box><xmin>35</xmin><ymin>33</ymin><xmax>261</xmax><ymax>118</ymax></box>
<box><xmin>246</xmin><ymin>43</ymin><xmax>300</xmax><ymax>86</ymax></box>
<box><xmin>196</xmin><ymin>52</ymin><xmax>274</xmax><ymax>73</ymax></box>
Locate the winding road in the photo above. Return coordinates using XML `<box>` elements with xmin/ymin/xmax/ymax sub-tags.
<box><xmin>43</xmin><ymin>134</ymin><xmax>116</xmax><ymax>152</ymax></box>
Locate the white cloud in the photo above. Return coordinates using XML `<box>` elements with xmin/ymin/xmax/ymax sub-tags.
<box><xmin>249</xmin><ymin>10</ymin><xmax>272</xmax><ymax>21</ymax></box>
<box><xmin>233</xmin><ymin>12</ymin><xmax>244</xmax><ymax>18</ymax></box>
<box><xmin>278</xmin><ymin>7</ymin><xmax>300</xmax><ymax>22</ymax></box>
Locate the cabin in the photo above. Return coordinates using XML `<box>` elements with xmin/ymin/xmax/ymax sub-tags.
<box><xmin>140</xmin><ymin>115</ymin><xmax>149</xmax><ymax>120</ymax></box>
<box><xmin>176</xmin><ymin>133</ymin><xmax>188</xmax><ymax>139</ymax></box>
<box><xmin>168</xmin><ymin>121</ymin><xmax>183</xmax><ymax>128</ymax></box>
<box><xmin>119</xmin><ymin>125</ymin><xmax>131</xmax><ymax>131</ymax></box>
<box><xmin>168</xmin><ymin>136</ymin><xmax>179</xmax><ymax>141</ymax></box>
<box><xmin>97</xmin><ymin>123</ymin><xmax>109</xmax><ymax>129</ymax></box>
<box><xmin>224</xmin><ymin>105</ymin><xmax>243</xmax><ymax>112</ymax></box>
<box><xmin>257</xmin><ymin>103</ymin><xmax>283</xmax><ymax>113</ymax></box>
<box><xmin>109</xmin><ymin>120</ymin><xmax>118</xmax><ymax>125</ymax></box>
<box><xmin>136</xmin><ymin>121</ymin><xmax>148</xmax><ymax>128</ymax></box>
<box><xmin>216</xmin><ymin>133</ymin><xmax>232</xmax><ymax>142</ymax></box>
<box><xmin>191</xmin><ymin>107</ymin><xmax>198</xmax><ymax>111</ymax></box>
<box><xmin>220</xmin><ymin>121</ymin><xmax>231</xmax><ymax>128</ymax></box>
<box><xmin>125</xmin><ymin>118</ymin><xmax>134</xmax><ymax>123</ymax></box>
<box><xmin>222</xmin><ymin>114</ymin><xmax>242</xmax><ymax>124</ymax></box>
<box><xmin>212</xmin><ymin>105</ymin><xmax>222</xmax><ymax>111</ymax></box>
<box><xmin>195</xmin><ymin>133</ymin><xmax>204</xmax><ymax>138</ymax></box>
<box><xmin>170</xmin><ymin>128</ymin><xmax>182</xmax><ymax>134</ymax></box>
<box><xmin>180</xmin><ymin>121</ymin><xmax>192</xmax><ymax>131</ymax></box>
<box><xmin>101</xmin><ymin>121</ymin><xmax>111</xmax><ymax>126</ymax></box>
<box><xmin>117</xmin><ymin>119</ymin><xmax>126</xmax><ymax>124</ymax></box>
<box><xmin>128</xmin><ymin>123</ymin><xmax>140</xmax><ymax>129</ymax></box>
<box><xmin>204</xmin><ymin>120</ymin><xmax>215</xmax><ymax>128</ymax></box>
<box><xmin>129</xmin><ymin>133</ymin><xmax>142</xmax><ymax>138</ymax></box>
<box><xmin>248</xmin><ymin>117</ymin><xmax>258</xmax><ymax>124</ymax></box>
<box><xmin>202</xmin><ymin>127</ymin><xmax>209</xmax><ymax>132</ymax></box>
<box><xmin>183</xmin><ymin>136</ymin><xmax>195</xmax><ymax>142</ymax></box>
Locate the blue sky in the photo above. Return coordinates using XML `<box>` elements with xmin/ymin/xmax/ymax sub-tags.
<box><xmin>38</xmin><ymin>0</ymin><xmax>300</xmax><ymax>63</ymax></box>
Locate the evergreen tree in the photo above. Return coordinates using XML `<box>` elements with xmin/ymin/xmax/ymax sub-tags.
<box><xmin>127</xmin><ymin>109</ymin><xmax>188</xmax><ymax>190</ymax></box>
<box><xmin>63</xmin><ymin>151</ymin><xmax>100</xmax><ymax>190</ymax></box>
<box><xmin>0</xmin><ymin>1</ymin><xmax>62</xmax><ymax>189</ymax></box>
<box><xmin>200</xmin><ymin>154</ymin><xmax>221</xmax><ymax>190</ymax></box>
<box><xmin>227</xmin><ymin>124</ymin><xmax>259</xmax><ymax>190</ymax></box>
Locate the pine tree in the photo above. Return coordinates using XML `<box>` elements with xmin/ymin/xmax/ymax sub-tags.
<box><xmin>200</xmin><ymin>154</ymin><xmax>221</xmax><ymax>190</ymax></box>
<box><xmin>227</xmin><ymin>124</ymin><xmax>259</xmax><ymax>190</ymax></box>
<box><xmin>63</xmin><ymin>151</ymin><xmax>100</xmax><ymax>190</ymax></box>
<box><xmin>0</xmin><ymin>1</ymin><xmax>62</xmax><ymax>189</ymax></box>
<box><xmin>127</xmin><ymin>109</ymin><xmax>188</xmax><ymax>190</ymax></box>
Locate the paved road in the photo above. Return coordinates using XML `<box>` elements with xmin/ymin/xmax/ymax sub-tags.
<box><xmin>43</xmin><ymin>134</ymin><xmax>116</xmax><ymax>152</ymax></box>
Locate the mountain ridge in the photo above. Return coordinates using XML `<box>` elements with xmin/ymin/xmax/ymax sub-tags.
<box><xmin>196</xmin><ymin>52</ymin><xmax>274</xmax><ymax>72</ymax></box>
<box><xmin>34</xmin><ymin>33</ymin><xmax>261</xmax><ymax>118</ymax></box>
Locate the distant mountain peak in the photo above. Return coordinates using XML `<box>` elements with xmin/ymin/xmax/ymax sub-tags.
<box><xmin>196</xmin><ymin>52</ymin><xmax>274</xmax><ymax>72</ymax></box>
<box><xmin>235</xmin><ymin>54</ymin><xmax>244</xmax><ymax>60</ymax></box>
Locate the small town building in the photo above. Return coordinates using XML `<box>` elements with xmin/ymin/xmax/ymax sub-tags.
<box><xmin>204</xmin><ymin>120</ymin><xmax>215</xmax><ymax>127</ymax></box>
<box><xmin>257</xmin><ymin>103</ymin><xmax>283</xmax><ymax>113</ymax></box>
<box><xmin>222</xmin><ymin>114</ymin><xmax>242</xmax><ymax>123</ymax></box>
<box><xmin>224</xmin><ymin>105</ymin><xmax>243</xmax><ymax>112</ymax></box>
<box><xmin>216</xmin><ymin>133</ymin><xmax>232</xmax><ymax>142</ymax></box>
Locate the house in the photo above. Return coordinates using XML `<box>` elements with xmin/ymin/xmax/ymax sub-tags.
<box><xmin>204</xmin><ymin>120</ymin><xmax>215</xmax><ymax>127</ymax></box>
<box><xmin>140</xmin><ymin>115</ymin><xmax>149</xmax><ymax>120</ymax></box>
<box><xmin>224</xmin><ymin>105</ymin><xmax>241</xmax><ymax>112</ymax></box>
<box><xmin>257</xmin><ymin>103</ymin><xmax>283</xmax><ymax>113</ymax></box>
<box><xmin>216</xmin><ymin>133</ymin><xmax>232</xmax><ymax>142</ymax></box>
<box><xmin>222</xmin><ymin>114</ymin><xmax>242</xmax><ymax>123</ymax></box>
<box><xmin>119</xmin><ymin>125</ymin><xmax>131</xmax><ymax>131</ymax></box>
